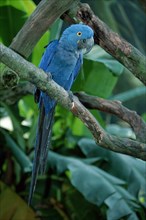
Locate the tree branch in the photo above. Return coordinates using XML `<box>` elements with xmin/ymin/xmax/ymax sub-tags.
<box><xmin>0</xmin><ymin>82</ymin><xmax>34</xmax><ymax>105</ymax></box>
<box><xmin>0</xmin><ymin>0</ymin><xmax>79</xmax><ymax>89</ymax></box>
<box><xmin>10</xmin><ymin>0</ymin><xmax>79</xmax><ymax>58</ymax></box>
<box><xmin>0</xmin><ymin>43</ymin><xmax>146</xmax><ymax>161</ymax></box>
<box><xmin>65</xmin><ymin>3</ymin><xmax>146</xmax><ymax>85</ymax></box>
<box><xmin>75</xmin><ymin>92</ymin><xmax>146</xmax><ymax>143</ymax></box>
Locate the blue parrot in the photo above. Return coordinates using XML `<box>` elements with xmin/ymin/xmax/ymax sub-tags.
<box><xmin>28</xmin><ymin>24</ymin><xmax>94</xmax><ymax>205</ymax></box>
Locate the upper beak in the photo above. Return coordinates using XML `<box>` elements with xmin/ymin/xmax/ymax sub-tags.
<box><xmin>85</xmin><ymin>37</ymin><xmax>94</xmax><ymax>54</ymax></box>
<box><xmin>78</xmin><ymin>37</ymin><xmax>94</xmax><ymax>54</ymax></box>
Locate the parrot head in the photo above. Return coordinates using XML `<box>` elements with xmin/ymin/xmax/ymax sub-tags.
<box><xmin>59</xmin><ymin>24</ymin><xmax>94</xmax><ymax>54</ymax></box>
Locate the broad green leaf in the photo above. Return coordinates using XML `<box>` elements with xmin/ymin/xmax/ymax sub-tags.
<box><xmin>18</xmin><ymin>95</ymin><xmax>38</xmax><ymax>149</ymax></box>
<box><xmin>73</xmin><ymin>60</ymin><xmax>118</xmax><ymax>98</ymax></box>
<box><xmin>49</xmin><ymin>18</ymin><xmax>63</xmax><ymax>41</ymax></box>
<box><xmin>89</xmin><ymin>0</ymin><xmax>146</xmax><ymax>53</ymax></box>
<box><xmin>142</xmin><ymin>113</ymin><xmax>146</xmax><ymax>122</ymax></box>
<box><xmin>2</xmin><ymin>129</ymin><xmax>32</xmax><ymax>172</ymax></box>
<box><xmin>0</xmin><ymin>181</ymin><xmax>39</xmax><ymax>220</ymax></box>
<box><xmin>64</xmin><ymin>188</ymin><xmax>102</xmax><ymax>220</ymax></box>
<box><xmin>71</xmin><ymin>109</ymin><xmax>105</xmax><ymax>137</ymax></box>
<box><xmin>18</xmin><ymin>95</ymin><xmax>38</xmax><ymax>119</ymax></box>
<box><xmin>111</xmin><ymin>86</ymin><xmax>146</xmax><ymax>102</ymax></box>
<box><xmin>85</xmin><ymin>45</ymin><xmax>124</xmax><ymax>76</ymax></box>
<box><xmin>0</xmin><ymin>0</ymin><xmax>35</xmax><ymax>45</ymax></box>
<box><xmin>2</xmin><ymin>103</ymin><xmax>25</xmax><ymax>149</ymax></box>
<box><xmin>0</xmin><ymin>0</ymin><xmax>35</xmax><ymax>12</ymax></box>
<box><xmin>48</xmin><ymin>151</ymin><xmax>139</xmax><ymax>220</ymax></box>
<box><xmin>22</xmin><ymin>0</ymin><xmax>36</xmax><ymax>15</ymax></box>
<box><xmin>71</xmin><ymin>117</ymin><xmax>92</xmax><ymax>137</ymax></box>
<box><xmin>106</xmin><ymin>124</ymin><xmax>136</xmax><ymax>139</ymax></box>
<box><xmin>32</xmin><ymin>32</ymin><xmax>50</xmax><ymax>66</ymax></box>
<box><xmin>106</xmin><ymin>197</ymin><xmax>138</xmax><ymax>220</ymax></box>
<box><xmin>0</xmin><ymin>5</ymin><xmax>26</xmax><ymax>45</ymax></box>
<box><xmin>78</xmin><ymin>138</ymin><xmax>146</xmax><ymax>206</ymax></box>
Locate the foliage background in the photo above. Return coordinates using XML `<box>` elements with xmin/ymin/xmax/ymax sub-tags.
<box><xmin>0</xmin><ymin>0</ymin><xmax>146</xmax><ymax>219</ymax></box>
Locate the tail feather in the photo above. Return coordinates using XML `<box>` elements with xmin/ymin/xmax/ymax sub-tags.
<box><xmin>28</xmin><ymin>100</ymin><xmax>55</xmax><ymax>205</ymax></box>
<box><xmin>39</xmin><ymin>108</ymin><xmax>55</xmax><ymax>174</ymax></box>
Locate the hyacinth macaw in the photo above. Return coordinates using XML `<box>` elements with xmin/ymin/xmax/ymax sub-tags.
<box><xmin>28</xmin><ymin>24</ymin><xmax>94</xmax><ymax>205</ymax></box>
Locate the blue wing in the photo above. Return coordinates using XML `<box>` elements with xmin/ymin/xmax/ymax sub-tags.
<box><xmin>39</xmin><ymin>40</ymin><xmax>59</xmax><ymax>70</ymax></box>
<box><xmin>64</xmin><ymin>53</ymin><xmax>83</xmax><ymax>91</ymax></box>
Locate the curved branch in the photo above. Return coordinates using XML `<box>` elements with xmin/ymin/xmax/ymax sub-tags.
<box><xmin>75</xmin><ymin>92</ymin><xmax>146</xmax><ymax>143</ymax></box>
<box><xmin>10</xmin><ymin>0</ymin><xmax>79</xmax><ymax>58</ymax></box>
<box><xmin>65</xmin><ymin>3</ymin><xmax>146</xmax><ymax>85</ymax></box>
<box><xmin>0</xmin><ymin>82</ymin><xmax>34</xmax><ymax>105</ymax></box>
<box><xmin>0</xmin><ymin>43</ymin><xmax>146</xmax><ymax>161</ymax></box>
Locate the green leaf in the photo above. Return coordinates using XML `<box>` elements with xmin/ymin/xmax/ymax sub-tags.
<box><xmin>2</xmin><ymin>103</ymin><xmax>25</xmax><ymax>149</ymax></box>
<box><xmin>85</xmin><ymin>45</ymin><xmax>124</xmax><ymax>76</ymax></box>
<box><xmin>64</xmin><ymin>187</ymin><xmax>104</xmax><ymax>220</ymax></box>
<box><xmin>48</xmin><ymin>151</ymin><xmax>139</xmax><ymax>219</ymax></box>
<box><xmin>18</xmin><ymin>95</ymin><xmax>38</xmax><ymax>119</ymax></box>
<box><xmin>73</xmin><ymin>60</ymin><xmax>118</xmax><ymax>98</ymax></box>
<box><xmin>106</xmin><ymin>124</ymin><xmax>135</xmax><ymax>139</ymax></box>
<box><xmin>78</xmin><ymin>138</ymin><xmax>146</xmax><ymax>206</ymax></box>
<box><xmin>0</xmin><ymin>181</ymin><xmax>39</xmax><ymax>220</ymax></box>
<box><xmin>2</xmin><ymin>129</ymin><xmax>32</xmax><ymax>172</ymax></box>
<box><xmin>0</xmin><ymin>0</ymin><xmax>35</xmax><ymax>45</ymax></box>
<box><xmin>32</xmin><ymin>32</ymin><xmax>50</xmax><ymax>66</ymax></box>
<box><xmin>49</xmin><ymin>18</ymin><xmax>63</xmax><ymax>41</ymax></box>
<box><xmin>111</xmin><ymin>86</ymin><xmax>146</xmax><ymax>102</ymax></box>
<box><xmin>106</xmin><ymin>197</ymin><xmax>138</xmax><ymax>220</ymax></box>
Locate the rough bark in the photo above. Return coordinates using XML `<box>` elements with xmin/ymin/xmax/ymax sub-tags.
<box><xmin>75</xmin><ymin>92</ymin><xmax>146</xmax><ymax>143</ymax></box>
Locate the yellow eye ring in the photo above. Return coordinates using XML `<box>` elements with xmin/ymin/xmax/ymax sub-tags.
<box><xmin>77</xmin><ymin>31</ymin><xmax>82</xmax><ymax>36</ymax></box>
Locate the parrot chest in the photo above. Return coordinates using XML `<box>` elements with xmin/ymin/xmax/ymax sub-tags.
<box><xmin>47</xmin><ymin>48</ymin><xmax>80</xmax><ymax>89</ymax></box>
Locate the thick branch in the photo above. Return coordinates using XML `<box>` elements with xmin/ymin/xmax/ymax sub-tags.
<box><xmin>1</xmin><ymin>0</ymin><xmax>79</xmax><ymax>89</ymax></box>
<box><xmin>0</xmin><ymin>43</ymin><xmax>146</xmax><ymax>161</ymax></box>
<box><xmin>1</xmin><ymin>84</ymin><xmax>145</xmax><ymax>143</ymax></box>
<box><xmin>139</xmin><ymin>0</ymin><xmax>146</xmax><ymax>12</ymax></box>
<box><xmin>75</xmin><ymin>92</ymin><xmax>146</xmax><ymax>143</ymax></box>
<box><xmin>66</xmin><ymin>3</ymin><xmax>146</xmax><ymax>85</ymax></box>
<box><xmin>72</xmin><ymin>97</ymin><xmax>146</xmax><ymax>160</ymax></box>
<box><xmin>10</xmin><ymin>0</ymin><xmax>79</xmax><ymax>58</ymax></box>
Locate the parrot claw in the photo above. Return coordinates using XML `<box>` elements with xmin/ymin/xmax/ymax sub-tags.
<box><xmin>68</xmin><ymin>91</ymin><xmax>74</xmax><ymax>103</ymax></box>
<box><xmin>46</xmin><ymin>72</ymin><xmax>52</xmax><ymax>80</ymax></box>
<box><xmin>68</xmin><ymin>91</ymin><xmax>75</xmax><ymax>109</ymax></box>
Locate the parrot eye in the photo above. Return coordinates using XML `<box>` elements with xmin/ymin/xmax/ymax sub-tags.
<box><xmin>77</xmin><ymin>31</ymin><xmax>82</xmax><ymax>36</ymax></box>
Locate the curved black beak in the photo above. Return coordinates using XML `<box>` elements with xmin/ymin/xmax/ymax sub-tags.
<box><xmin>78</xmin><ymin>37</ymin><xmax>94</xmax><ymax>54</ymax></box>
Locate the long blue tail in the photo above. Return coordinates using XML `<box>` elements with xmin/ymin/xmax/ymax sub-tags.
<box><xmin>28</xmin><ymin>97</ymin><xmax>55</xmax><ymax>205</ymax></box>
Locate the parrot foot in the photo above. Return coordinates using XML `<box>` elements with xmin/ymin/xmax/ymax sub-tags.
<box><xmin>68</xmin><ymin>91</ymin><xmax>75</xmax><ymax>109</ymax></box>
<box><xmin>46</xmin><ymin>72</ymin><xmax>52</xmax><ymax>80</ymax></box>
<box><xmin>34</xmin><ymin>88</ymin><xmax>40</xmax><ymax>103</ymax></box>
<box><xmin>68</xmin><ymin>91</ymin><xmax>74</xmax><ymax>102</ymax></box>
